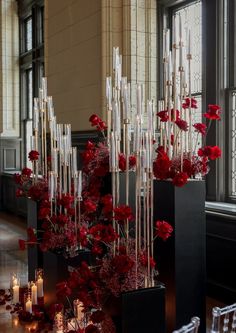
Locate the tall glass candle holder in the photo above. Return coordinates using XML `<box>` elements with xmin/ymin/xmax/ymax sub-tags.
<box><xmin>35</xmin><ymin>268</ymin><xmax>44</xmax><ymax>298</ymax></box>
<box><xmin>25</xmin><ymin>294</ymin><xmax>32</xmax><ymax>314</ymax></box>
<box><xmin>11</xmin><ymin>274</ymin><xmax>20</xmax><ymax>304</ymax></box>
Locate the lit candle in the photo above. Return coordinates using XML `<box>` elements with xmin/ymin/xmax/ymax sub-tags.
<box><xmin>25</xmin><ymin>298</ymin><xmax>32</xmax><ymax>314</ymax></box>
<box><xmin>36</xmin><ymin>275</ymin><xmax>44</xmax><ymax>298</ymax></box>
<box><xmin>31</xmin><ymin>283</ymin><xmax>37</xmax><ymax>305</ymax></box>
<box><xmin>76</xmin><ymin>302</ymin><xmax>85</xmax><ymax>321</ymax></box>
<box><xmin>13</xmin><ymin>285</ymin><xmax>19</xmax><ymax>304</ymax></box>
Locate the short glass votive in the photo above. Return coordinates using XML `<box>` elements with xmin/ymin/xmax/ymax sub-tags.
<box><xmin>73</xmin><ymin>299</ymin><xmax>85</xmax><ymax>322</ymax></box>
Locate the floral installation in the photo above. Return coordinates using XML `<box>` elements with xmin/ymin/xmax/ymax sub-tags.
<box><xmin>13</xmin><ymin>38</ymin><xmax>221</xmax><ymax>331</ymax></box>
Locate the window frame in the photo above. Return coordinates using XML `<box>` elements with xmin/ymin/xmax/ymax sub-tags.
<box><xmin>157</xmin><ymin>0</ymin><xmax>230</xmax><ymax>202</ymax></box>
<box><xmin>18</xmin><ymin>0</ymin><xmax>44</xmax><ymax>167</ymax></box>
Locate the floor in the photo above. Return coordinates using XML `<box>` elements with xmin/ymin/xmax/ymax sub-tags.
<box><xmin>0</xmin><ymin>211</ymin><xmax>226</xmax><ymax>333</ymax></box>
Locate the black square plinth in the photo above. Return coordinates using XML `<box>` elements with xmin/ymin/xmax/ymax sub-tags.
<box><xmin>153</xmin><ymin>180</ymin><xmax>206</xmax><ymax>333</ymax></box>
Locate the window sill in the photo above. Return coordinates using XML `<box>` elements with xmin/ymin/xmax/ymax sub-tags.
<box><xmin>205</xmin><ymin>201</ymin><xmax>236</xmax><ymax>218</ymax></box>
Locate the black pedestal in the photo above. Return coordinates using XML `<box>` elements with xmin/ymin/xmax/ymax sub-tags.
<box><xmin>27</xmin><ymin>199</ymin><xmax>43</xmax><ymax>281</ymax></box>
<box><xmin>121</xmin><ymin>285</ymin><xmax>165</xmax><ymax>333</ymax></box>
<box><xmin>43</xmin><ymin>250</ymin><xmax>92</xmax><ymax>308</ymax></box>
<box><xmin>153</xmin><ymin>180</ymin><xmax>206</xmax><ymax>333</ymax></box>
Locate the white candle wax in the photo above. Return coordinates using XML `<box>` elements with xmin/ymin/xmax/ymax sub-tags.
<box><xmin>31</xmin><ymin>283</ymin><xmax>37</xmax><ymax>305</ymax></box>
<box><xmin>12</xmin><ymin>277</ymin><xmax>18</xmax><ymax>287</ymax></box>
<box><xmin>36</xmin><ymin>276</ymin><xmax>44</xmax><ymax>298</ymax></box>
<box><xmin>13</xmin><ymin>285</ymin><xmax>19</xmax><ymax>304</ymax></box>
<box><xmin>25</xmin><ymin>299</ymin><xmax>32</xmax><ymax>314</ymax></box>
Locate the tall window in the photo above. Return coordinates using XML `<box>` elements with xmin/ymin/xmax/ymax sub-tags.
<box><xmin>158</xmin><ymin>0</ymin><xmax>236</xmax><ymax>203</ymax></box>
<box><xmin>18</xmin><ymin>0</ymin><xmax>44</xmax><ymax>166</ymax></box>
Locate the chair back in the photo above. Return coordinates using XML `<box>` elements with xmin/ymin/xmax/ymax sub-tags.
<box><xmin>211</xmin><ymin>303</ymin><xmax>236</xmax><ymax>333</ymax></box>
<box><xmin>173</xmin><ymin>317</ymin><xmax>200</xmax><ymax>333</ymax></box>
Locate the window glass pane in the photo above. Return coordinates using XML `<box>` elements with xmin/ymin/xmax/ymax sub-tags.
<box><xmin>25</xmin><ymin>17</ymin><xmax>32</xmax><ymax>51</ymax></box>
<box><xmin>174</xmin><ymin>1</ymin><xmax>202</xmax><ymax>94</ymax></box>
<box><xmin>173</xmin><ymin>1</ymin><xmax>202</xmax><ymax>149</ymax></box>
<box><xmin>28</xmin><ymin>69</ymin><xmax>33</xmax><ymax>118</ymax></box>
<box><xmin>230</xmin><ymin>90</ymin><xmax>236</xmax><ymax>197</ymax></box>
<box><xmin>26</xmin><ymin>120</ymin><xmax>33</xmax><ymax>168</ymax></box>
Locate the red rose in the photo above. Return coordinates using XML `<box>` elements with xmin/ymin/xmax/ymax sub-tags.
<box><xmin>89</xmin><ymin>224</ymin><xmax>118</xmax><ymax>243</ymax></box>
<box><xmin>114</xmin><ymin>205</ymin><xmax>133</xmax><ymax>222</ymax></box>
<box><xmin>157</xmin><ymin>110</ymin><xmax>168</xmax><ymax>122</ymax></box>
<box><xmin>155</xmin><ymin>221</ymin><xmax>173</xmax><ymax>240</ymax></box>
<box><xmin>21</xmin><ymin>167</ymin><xmax>32</xmax><ymax>177</ymax></box>
<box><xmin>175</xmin><ymin>119</ymin><xmax>188</xmax><ymax>131</ymax></box>
<box><xmin>193</xmin><ymin>123</ymin><xmax>207</xmax><ymax>136</ymax></box>
<box><xmin>19</xmin><ymin>239</ymin><xmax>26</xmax><ymax>250</ymax></box>
<box><xmin>204</xmin><ymin>104</ymin><xmax>221</xmax><ymax>120</ymax></box>
<box><xmin>172</xmin><ymin>172</ymin><xmax>188</xmax><ymax>187</ymax></box>
<box><xmin>28</xmin><ymin>150</ymin><xmax>39</xmax><ymax>161</ymax></box>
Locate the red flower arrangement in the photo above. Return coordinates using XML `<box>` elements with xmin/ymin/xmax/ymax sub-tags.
<box><xmin>153</xmin><ymin>103</ymin><xmax>222</xmax><ymax>186</ymax></box>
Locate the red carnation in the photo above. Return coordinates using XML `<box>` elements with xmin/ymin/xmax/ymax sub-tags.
<box><xmin>19</xmin><ymin>239</ymin><xmax>26</xmax><ymax>250</ymax></box>
<box><xmin>193</xmin><ymin>123</ymin><xmax>207</xmax><ymax>136</ymax></box>
<box><xmin>172</xmin><ymin>172</ymin><xmax>188</xmax><ymax>187</ymax></box>
<box><xmin>28</xmin><ymin>150</ymin><xmax>39</xmax><ymax>161</ymax></box>
<box><xmin>16</xmin><ymin>189</ymin><xmax>23</xmax><ymax>197</ymax></box>
<box><xmin>171</xmin><ymin>108</ymin><xmax>180</xmax><ymax>121</ymax></box>
<box><xmin>198</xmin><ymin>146</ymin><xmax>221</xmax><ymax>160</ymax></box>
<box><xmin>182</xmin><ymin>97</ymin><xmax>198</xmax><ymax>109</ymax></box>
<box><xmin>21</xmin><ymin>167</ymin><xmax>32</xmax><ymax>177</ymax></box>
<box><xmin>101</xmin><ymin>194</ymin><xmax>113</xmax><ymax>215</ymax></box>
<box><xmin>14</xmin><ymin>173</ymin><xmax>22</xmax><ymax>185</ymax></box>
<box><xmin>89</xmin><ymin>114</ymin><xmax>107</xmax><ymax>131</ymax></box>
<box><xmin>38</xmin><ymin>207</ymin><xmax>50</xmax><ymax>220</ymax></box>
<box><xmin>119</xmin><ymin>154</ymin><xmax>126</xmax><ymax>171</ymax></box>
<box><xmin>140</xmin><ymin>254</ymin><xmax>156</xmax><ymax>268</ymax></box>
<box><xmin>204</xmin><ymin>104</ymin><xmax>221</xmax><ymax>120</ymax></box>
<box><xmin>83</xmin><ymin>199</ymin><xmax>97</xmax><ymax>213</ymax></box>
<box><xmin>111</xmin><ymin>254</ymin><xmax>134</xmax><ymax>274</ymax></box>
<box><xmin>129</xmin><ymin>155</ymin><xmax>136</xmax><ymax>169</ymax></box>
<box><xmin>155</xmin><ymin>221</ymin><xmax>173</xmax><ymax>240</ymax></box>
<box><xmin>175</xmin><ymin>119</ymin><xmax>188</xmax><ymax>131</ymax></box>
<box><xmin>157</xmin><ymin>110</ymin><xmax>168</xmax><ymax>122</ymax></box>
<box><xmin>153</xmin><ymin>153</ymin><xmax>171</xmax><ymax>180</ymax></box>
<box><xmin>114</xmin><ymin>205</ymin><xmax>133</xmax><ymax>222</ymax></box>
<box><xmin>86</xmin><ymin>140</ymin><xmax>95</xmax><ymax>150</ymax></box>
<box><xmin>27</xmin><ymin>227</ymin><xmax>37</xmax><ymax>243</ymax></box>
